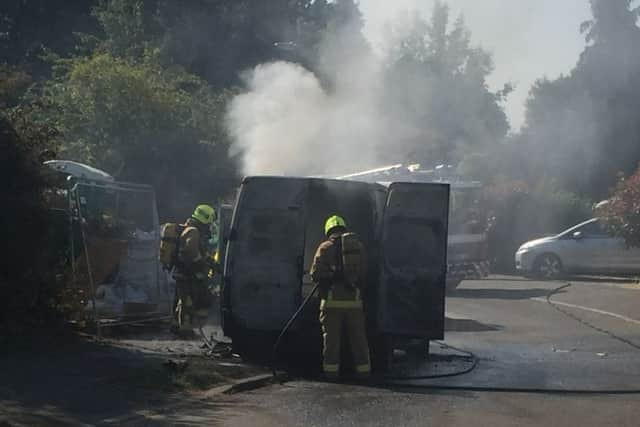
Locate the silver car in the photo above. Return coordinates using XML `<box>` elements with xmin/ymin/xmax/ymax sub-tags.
<box><xmin>515</xmin><ymin>218</ymin><xmax>640</xmax><ymax>279</ymax></box>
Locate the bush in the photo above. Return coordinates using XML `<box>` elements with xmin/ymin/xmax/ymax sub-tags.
<box><xmin>0</xmin><ymin>115</ymin><xmax>60</xmax><ymax>335</ymax></box>
<box><xmin>598</xmin><ymin>166</ymin><xmax>640</xmax><ymax>248</ymax></box>
<box><xmin>0</xmin><ymin>65</ymin><xmax>33</xmax><ymax>108</ymax></box>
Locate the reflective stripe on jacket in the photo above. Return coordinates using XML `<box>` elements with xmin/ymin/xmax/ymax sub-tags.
<box><xmin>320</xmin><ymin>289</ymin><xmax>362</xmax><ymax>309</ymax></box>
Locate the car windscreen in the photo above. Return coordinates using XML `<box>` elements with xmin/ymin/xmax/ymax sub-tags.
<box><xmin>557</xmin><ymin>218</ymin><xmax>600</xmax><ymax>238</ymax></box>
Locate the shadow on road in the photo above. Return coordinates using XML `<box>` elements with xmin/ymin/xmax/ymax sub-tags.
<box><xmin>476</xmin><ymin>276</ymin><xmax>532</xmax><ymax>282</ymax></box>
<box><xmin>486</xmin><ymin>274</ymin><xmax>638</xmax><ymax>285</ymax></box>
<box><xmin>0</xmin><ymin>330</ymin><xmax>237</xmax><ymax>426</ymax></box>
<box><xmin>450</xmin><ymin>288</ymin><xmax>564</xmax><ymax>300</ymax></box>
<box><xmin>568</xmin><ymin>275</ymin><xmax>639</xmax><ymax>285</ymax></box>
<box><xmin>0</xmin><ymin>333</ymin><xmax>183</xmax><ymax>425</ymax></box>
<box><xmin>445</xmin><ymin>317</ymin><xmax>501</xmax><ymax>332</ymax></box>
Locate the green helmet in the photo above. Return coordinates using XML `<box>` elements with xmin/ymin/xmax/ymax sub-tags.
<box><xmin>324</xmin><ymin>215</ymin><xmax>347</xmax><ymax>236</ymax></box>
<box><xmin>192</xmin><ymin>204</ymin><xmax>216</xmax><ymax>225</ymax></box>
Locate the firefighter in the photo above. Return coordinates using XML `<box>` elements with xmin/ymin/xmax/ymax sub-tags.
<box><xmin>310</xmin><ymin>215</ymin><xmax>370</xmax><ymax>379</ymax></box>
<box><xmin>172</xmin><ymin>204</ymin><xmax>215</xmax><ymax>334</ymax></box>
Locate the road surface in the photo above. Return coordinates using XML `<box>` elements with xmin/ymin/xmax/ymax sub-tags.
<box><xmin>3</xmin><ymin>276</ymin><xmax>640</xmax><ymax>426</ymax></box>
<box><xmin>210</xmin><ymin>276</ymin><xmax>640</xmax><ymax>427</ymax></box>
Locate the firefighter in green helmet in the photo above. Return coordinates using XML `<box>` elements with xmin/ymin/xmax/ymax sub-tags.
<box><xmin>170</xmin><ymin>204</ymin><xmax>215</xmax><ymax>334</ymax></box>
<box><xmin>310</xmin><ymin>215</ymin><xmax>371</xmax><ymax>379</ymax></box>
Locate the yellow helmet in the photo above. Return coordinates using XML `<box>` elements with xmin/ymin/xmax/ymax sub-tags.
<box><xmin>192</xmin><ymin>204</ymin><xmax>215</xmax><ymax>225</ymax></box>
<box><xmin>324</xmin><ymin>215</ymin><xmax>347</xmax><ymax>236</ymax></box>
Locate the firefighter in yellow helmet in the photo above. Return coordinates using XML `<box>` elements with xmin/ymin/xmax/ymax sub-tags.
<box><xmin>172</xmin><ymin>204</ymin><xmax>215</xmax><ymax>334</ymax></box>
<box><xmin>310</xmin><ymin>215</ymin><xmax>371</xmax><ymax>379</ymax></box>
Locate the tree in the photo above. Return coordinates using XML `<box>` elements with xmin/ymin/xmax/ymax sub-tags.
<box><xmin>91</xmin><ymin>0</ymin><xmax>158</xmax><ymax>59</ymax></box>
<box><xmin>93</xmin><ymin>0</ymin><xmax>334</xmax><ymax>88</ymax></box>
<box><xmin>517</xmin><ymin>0</ymin><xmax>640</xmax><ymax>199</ymax></box>
<box><xmin>0</xmin><ymin>0</ymin><xmax>99</xmax><ymax>76</ymax></box>
<box><xmin>580</xmin><ymin>0</ymin><xmax>640</xmax><ymax>48</ymax></box>
<box><xmin>39</xmin><ymin>53</ymin><xmax>238</xmax><ymax>217</ymax></box>
<box><xmin>381</xmin><ymin>1</ymin><xmax>510</xmax><ymax>166</ymax></box>
<box><xmin>4</xmin><ymin>0</ymin><xmax>345</xmax><ymax>218</ymax></box>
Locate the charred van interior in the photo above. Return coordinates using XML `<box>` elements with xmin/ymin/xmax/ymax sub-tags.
<box><xmin>221</xmin><ymin>176</ymin><xmax>449</xmax><ymax>372</ymax></box>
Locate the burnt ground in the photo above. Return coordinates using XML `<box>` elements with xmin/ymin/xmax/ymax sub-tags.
<box><xmin>0</xmin><ymin>322</ymin><xmax>263</xmax><ymax>426</ymax></box>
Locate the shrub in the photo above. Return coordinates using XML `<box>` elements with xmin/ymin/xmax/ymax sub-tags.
<box><xmin>0</xmin><ymin>114</ymin><xmax>60</xmax><ymax>335</ymax></box>
<box><xmin>598</xmin><ymin>166</ymin><xmax>640</xmax><ymax>248</ymax></box>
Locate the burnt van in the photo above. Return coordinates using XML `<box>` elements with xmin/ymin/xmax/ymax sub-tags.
<box><xmin>221</xmin><ymin>176</ymin><xmax>449</xmax><ymax>371</ymax></box>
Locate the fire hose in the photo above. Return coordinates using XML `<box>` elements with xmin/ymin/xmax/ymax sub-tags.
<box><xmin>270</xmin><ymin>281</ymin><xmax>477</xmax><ymax>380</ymax></box>
<box><xmin>271</xmin><ymin>282</ymin><xmax>321</xmax><ymax>376</ymax></box>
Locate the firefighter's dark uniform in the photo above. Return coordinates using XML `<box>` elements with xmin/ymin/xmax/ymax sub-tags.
<box><xmin>310</xmin><ymin>232</ymin><xmax>370</xmax><ymax>377</ymax></box>
<box><xmin>172</xmin><ymin>218</ymin><xmax>211</xmax><ymax>331</ymax></box>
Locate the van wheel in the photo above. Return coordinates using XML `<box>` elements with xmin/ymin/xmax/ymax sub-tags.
<box><xmin>406</xmin><ymin>338</ymin><xmax>430</xmax><ymax>359</ymax></box>
<box><xmin>533</xmin><ymin>254</ymin><xmax>563</xmax><ymax>280</ymax></box>
<box><xmin>371</xmin><ymin>335</ymin><xmax>393</xmax><ymax>373</ymax></box>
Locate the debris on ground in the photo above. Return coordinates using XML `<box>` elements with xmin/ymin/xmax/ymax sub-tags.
<box><xmin>552</xmin><ymin>347</ymin><xmax>576</xmax><ymax>353</ymax></box>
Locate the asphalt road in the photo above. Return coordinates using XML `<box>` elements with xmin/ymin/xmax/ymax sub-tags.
<box><xmin>212</xmin><ymin>276</ymin><xmax>640</xmax><ymax>427</ymax></box>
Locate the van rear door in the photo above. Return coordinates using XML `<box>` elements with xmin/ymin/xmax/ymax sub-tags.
<box><xmin>377</xmin><ymin>182</ymin><xmax>450</xmax><ymax>338</ymax></box>
<box><xmin>222</xmin><ymin>177</ymin><xmax>307</xmax><ymax>334</ymax></box>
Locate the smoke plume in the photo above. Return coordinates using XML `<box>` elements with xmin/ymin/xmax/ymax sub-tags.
<box><xmin>224</xmin><ymin>3</ymin><xmax>442</xmax><ymax>177</ymax></box>
<box><xmin>226</xmin><ymin>60</ymin><xmax>386</xmax><ymax>177</ymax></box>
<box><xmin>224</xmin><ymin>2</ymin><xmax>509</xmax><ymax>177</ymax></box>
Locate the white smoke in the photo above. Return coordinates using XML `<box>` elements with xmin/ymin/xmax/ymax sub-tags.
<box><xmin>224</xmin><ymin>3</ymin><xmax>503</xmax><ymax>177</ymax></box>
<box><xmin>226</xmin><ymin>59</ymin><xmax>390</xmax><ymax>177</ymax></box>
<box><xmin>225</xmin><ymin>0</ymin><xmax>420</xmax><ymax>177</ymax></box>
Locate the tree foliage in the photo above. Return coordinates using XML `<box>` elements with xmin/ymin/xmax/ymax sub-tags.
<box><xmin>41</xmin><ymin>53</ymin><xmax>237</xmax><ymax>217</ymax></box>
<box><xmin>0</xmin><ymin>0</ymin><xmax>343</xmax><ymax>219</ymax></box>
<box><xmin>93</xmin><ymin>0</ymin><xmax>334</xmax><ymax>87</ymax></box>
<box><xmin>598</xmin><ymin>166</ymin><xmax>640</xmax><ymax>248</ymax></box>
<box><xmin>517</xmin><ymin>0</ymin><xmax>640</xmax><ymax>199</ymax></box>
<box><xmin>382</xmin><ymin>1</ymin><xmax>510</xmax><ymax>166</ymax></box>
<box><xmin>0</xmin><ymin>0</ymin><xmax>99</xmax><ymax>76</ymax></box>
<box><xmin>0</xmin><ymin>114</ymin><xmax>60</xmax><ymax>334</ymax></box>
<box><xmin>0</xmin><ymin>65</ymin><xmax>33</xmax><ymax>108</ymax></box>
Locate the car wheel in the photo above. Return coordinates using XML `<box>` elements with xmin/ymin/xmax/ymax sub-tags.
<box><xmin>533</xmin><ymin>253</ymin><xmax>563</xmax><ymax>280</ymax></box>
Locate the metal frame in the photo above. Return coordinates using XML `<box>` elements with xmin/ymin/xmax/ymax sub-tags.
<box><xmin>66</xmin><ymin>178</ymin><xmax>167</xmax><ymax>334</ymax></box>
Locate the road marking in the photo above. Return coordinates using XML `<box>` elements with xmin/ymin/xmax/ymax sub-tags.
<box><xmin>568</xmin><ymin>281</ymin><xmax>640</xmax><ymax>291</ymax></box>
<box><xmin>531</xmin><ymin>297</ymin><xmax>640</xmax><ymax>326</ymax></box>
